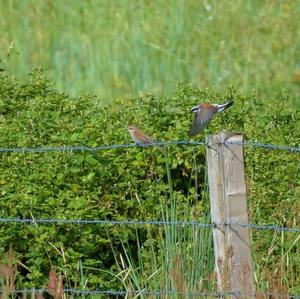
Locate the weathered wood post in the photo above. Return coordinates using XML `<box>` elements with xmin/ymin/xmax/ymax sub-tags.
<box><xmin>206</xmin><ymin>132</ymin><xmax>254</xmax><ymax>298</ymax></box>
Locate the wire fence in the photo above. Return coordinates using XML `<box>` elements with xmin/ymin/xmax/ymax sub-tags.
<box><xmin>0</xmin><ymin>139</ymin><xmax>299</xmax><ymax>153</ymax></box>
<box><xmin>0</xmin><ymin>217</ymin><xmax>299</xmax><ymax>233</ymax></box>
<box><xmin>4</xmin><ymin>288</ymin><xmax>300</xmax><ymax>298</ymax></box>
<box><xmin>0</xmin><ymin>138</ymin><xmax>299</xmax><ymax>297</ymax></box>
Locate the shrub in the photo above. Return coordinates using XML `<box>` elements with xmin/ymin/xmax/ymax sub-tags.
<box><xmin>0</xmin><ymin>68</ymin><xmax>299</xmax><ymax>293</ymax></box>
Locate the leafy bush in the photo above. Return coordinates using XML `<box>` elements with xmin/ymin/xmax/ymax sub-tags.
<box><xmin>0</xmin><ymin>68</ymin><xmax>299</xmax><ymax>293</ymax></box>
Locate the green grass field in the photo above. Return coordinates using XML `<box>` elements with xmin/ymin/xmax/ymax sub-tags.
<box><xmin>0</xmin><ymin>0</ymin><xmax>299</xmax><ymax>103</ymax></box>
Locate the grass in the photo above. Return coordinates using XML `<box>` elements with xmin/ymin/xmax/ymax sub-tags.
<box><xmin>0</xmin><ymin>0</ymin><xmax>299</xmax><ymax>104</ymax></box>
<box><xmin>109</xmin><ymin>149</ymin><xmax>215</xmax><ymax>298</ymax></box>
<box><xmin>107</xmin><ymin>149</ymin><xmax>299</xmax><ymax>298</ymax></box>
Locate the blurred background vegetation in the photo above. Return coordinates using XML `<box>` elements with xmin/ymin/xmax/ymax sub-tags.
<box><xmin>0</xmin><ymin>0</ymin><xmax>299</xmax><ymax>105</ymax></box>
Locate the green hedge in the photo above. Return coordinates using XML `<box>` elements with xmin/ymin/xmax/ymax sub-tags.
<box><xmin>0</xmin><ymin>68</ymin><xmax>299</xmax><ymax>292</ymax></box>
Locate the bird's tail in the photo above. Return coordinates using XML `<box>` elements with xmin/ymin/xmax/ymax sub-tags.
<box><xmin>217</xmin><ymin>101</ymin><xmax>234</xmax><ymax>112</ymax></box>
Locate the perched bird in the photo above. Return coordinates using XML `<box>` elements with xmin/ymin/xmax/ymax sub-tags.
<box><xmin>126</xmin><ymin>125</ymin><xmax>162</xmax><ymax>151</ymax></box>
<box><xmin>189</xmin><ymin>101</ymin><xmax>234</xmax><ymax>136</ymax></box>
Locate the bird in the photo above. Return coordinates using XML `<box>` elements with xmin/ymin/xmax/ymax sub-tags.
<box><xmin>189</xmin><ymin>101</ymin><xmax>234</xmax><ymax>136</ymax></box>
<box><xmin>126</xmin><ymin>125</ymin><xmax>163</xmax><ymax>151</ymax></box>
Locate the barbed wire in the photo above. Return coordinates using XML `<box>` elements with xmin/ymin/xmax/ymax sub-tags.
<box><xmin>1</xmin><ymin>138</ymin><xmax>298</xmax><ymax>297</ymax></box>
<box><xmin>236</xmin><ymin>222</ymin><xmax>300</xmax><ymax>233</ymax></box>
<box><xmin>0</xmin><ymin>141</ymin><xmax>205</xmax><ymax>153</ymax></box>
<box><xmin>0</xmin><ymin>139</ymin><xmax>299</xmax><ymax>154</ymax></box>
<box><xmin>4</xmin><ymin>288</ymin><xmax>300</xmax><ymax>298</ymax></box>
<box><xmin>226</xmin><ymin>140</ymin><xmax>300</xmax><ymax>153</ymax></box>
<box><xmin>0</xmin><ymin>217</ymin><xmax>299</xmax><ymax>233</ymax></box>
<box><xmin>0</xmin><ymin>217</ymin><xmax>212</xmax><ymax>227</ymax></box>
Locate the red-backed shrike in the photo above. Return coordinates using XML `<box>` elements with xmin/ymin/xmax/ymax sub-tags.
<box><xmin>127</xmin><ymin>125</ymin><xmax>162</xmax><ymax>151</ymax></box>
<box><xmin>189</xmin><ymin>101</ymin><xmax>234</xmax><ymax>136</ymax></box>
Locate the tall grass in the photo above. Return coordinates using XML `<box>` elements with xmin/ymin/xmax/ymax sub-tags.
<box><xmin>107</xmin><ymin>148</ymin><xmax>300</xmax><ymax>297</ymax></box>
<box><xmin>110</xmin><ymin>149</ymin><xmax>215</xmax><ymax>298</ymax></box>
<box><xmin>0</xmin><ymin>0</ymin><xmax>299</xmax><ymax>104</ymax></box>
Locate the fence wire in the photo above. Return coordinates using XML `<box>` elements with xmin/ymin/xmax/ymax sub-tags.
<box><xmin>3</xmin><ymin>288</ymin><xmax>300</xmax><ymax>298</ymax></box>
<box><xmin>0</xmin><ymin>217</ymin><xmax>299</xmax><ymax>233</ymax></box>
<box><xmin>0</xmin><ymin>141</ymin><xmax>204</xmax><ymax>153</ymax></box>
<box><xmin>0</xmin><ymin>139</ymin><xmax>299</xmax><ymax>153</ymax></box>
<box><xmin>0</xmin><ymin>138</ymin><xmax>299</xmax><ymax>296</ymax></box>
<box><xmin>226</xmin><ymin>140</ymin><xmax>300</xmax><ymax>153</ymax></box>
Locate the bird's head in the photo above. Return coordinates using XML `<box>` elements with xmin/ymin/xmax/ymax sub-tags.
<box><xmin>126</xmin><ymin>125</ymin><xmax>138</xmax><ymax>133</ymax></box>
<box><xmin>190</xmin><ymin>105</ymin><xmax>200</xmax><ymax>113</ymax></box>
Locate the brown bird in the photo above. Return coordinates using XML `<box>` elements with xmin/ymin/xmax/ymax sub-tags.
<box><xmin>126</xmin><ymin>125</ymin><xmax>163</xmax><ymax>151</ymax></box>
<box><xmin>189</xmin><ymin>101</ymin><xmax>234</xmax><ymax>136</ymax></box>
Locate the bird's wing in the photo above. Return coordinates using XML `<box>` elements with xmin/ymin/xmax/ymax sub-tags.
<box><xmin>189</xmin><ymin>106</ymin><xmax>217</xmax><ymax>136</ymax></box>
<box><xmin>140</xmin><ymin>134</ymin><xmax>154</xmax><ymax>144</ymax></box>
<box><xmin>134</xmin><ymin>130</ymin><xmax>163</xmax><ymax>151</ymax></box>
<box><xmin>135</xmin><ymin>130</ymin><xmax>154</xmax><ymax>144</ymax></box>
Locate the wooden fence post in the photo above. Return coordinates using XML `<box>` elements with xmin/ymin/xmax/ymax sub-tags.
<box><xmin>206</xmin><ymin>132</ymin><xmax>255</xmax><ymax>298</ymax></box>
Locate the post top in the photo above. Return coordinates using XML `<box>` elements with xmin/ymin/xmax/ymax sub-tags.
<box><xmin>206</xmin><ymin>131</ymin><xmax>243</xmax><ymax>145</ymax></box>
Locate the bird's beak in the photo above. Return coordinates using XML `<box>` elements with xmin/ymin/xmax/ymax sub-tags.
<box><xmin>190</xmin><ymin>105</ymin><xmax>199</xmax><ymax>113</ymax></box>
